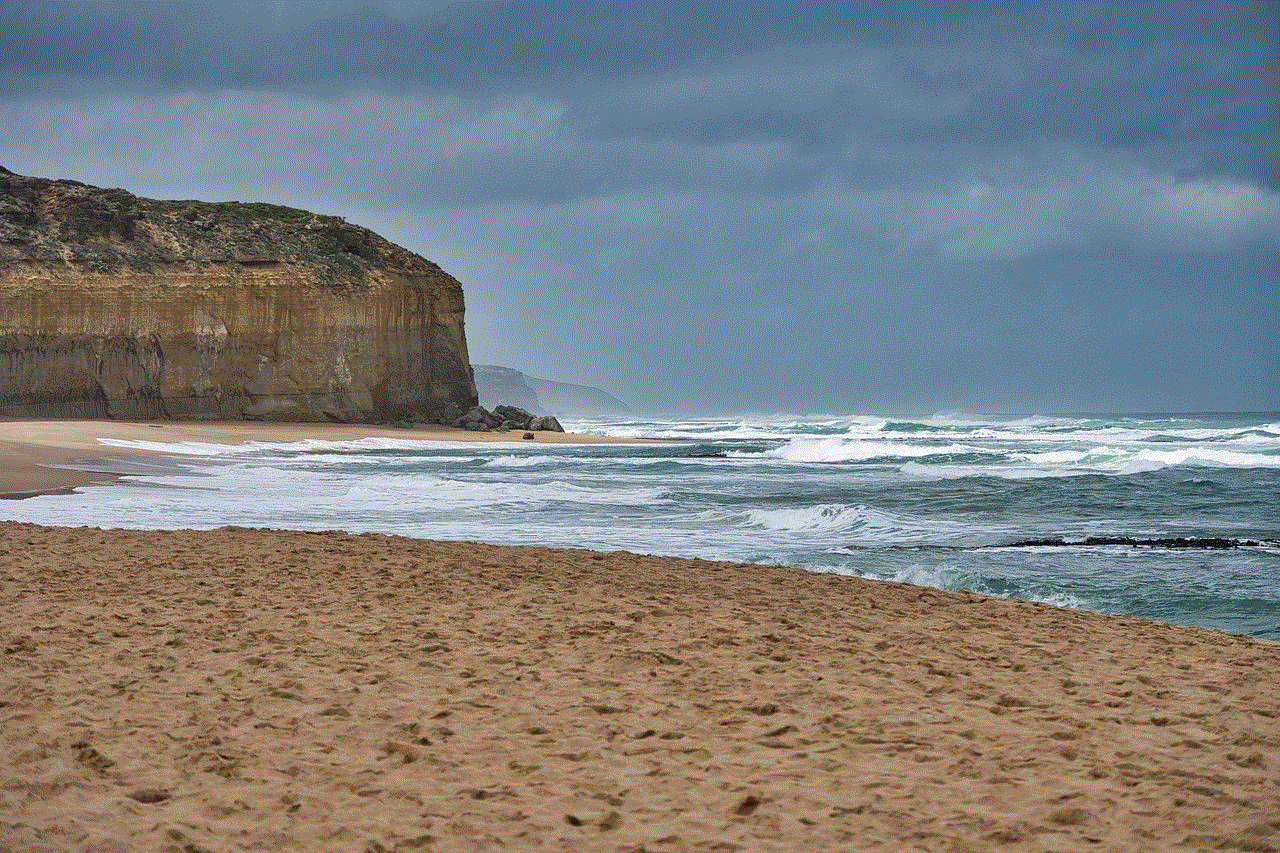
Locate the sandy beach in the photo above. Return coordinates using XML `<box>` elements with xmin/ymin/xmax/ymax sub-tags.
<box><xmin>0</xmin><ymin>419</ymin><xmax>643</xmax><ymax>499</ymax></box>
<box><xmin>1</xmin><ymin>521</ymin><xmax>1277</xmax><ymax>852</ymax></box>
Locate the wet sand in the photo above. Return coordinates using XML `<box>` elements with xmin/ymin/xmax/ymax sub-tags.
<box><xmin>0</xmin><ymin>419</ymin><xmax>643</xmax><ymax>499</ymax></box>
<box><xmin>2</xmin><ymin>523</ymin><xmax>1277</xmax><ymax>852</ymax></box>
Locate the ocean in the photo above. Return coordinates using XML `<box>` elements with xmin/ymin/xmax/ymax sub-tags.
<box><xmin>6</xmin><ymin>411</ymin><xmax>1278</xmax><ymax>639</ymax></box>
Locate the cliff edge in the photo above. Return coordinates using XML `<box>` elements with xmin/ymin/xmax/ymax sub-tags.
<box><xmin>0</xmin><ymin>167</ymin><xmax>477</xmax><ymax>422</ymax></box>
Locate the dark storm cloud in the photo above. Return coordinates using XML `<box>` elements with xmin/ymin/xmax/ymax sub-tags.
<box><xmin>7</xmin><ymin>1</ymin><xmax>1274</xmax><ymax>175</ymax></box>
<box><xmin>1</xmin><ymin>1</ymin><xmax>1276</xmax><ymax>412</ymax></box>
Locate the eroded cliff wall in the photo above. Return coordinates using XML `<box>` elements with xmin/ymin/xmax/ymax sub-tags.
<box><xmin>0</xmin><ymin>168</ymin><xmax>477</xmax><ymax>421</ymax></box>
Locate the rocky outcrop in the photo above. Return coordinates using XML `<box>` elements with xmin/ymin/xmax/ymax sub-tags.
<box><xmin>0</xmin><ymin>167</ymin><xmax>477</xmax><ymax>422</ymax></box>
<box><xmin>452</xmin><ymin>404</ymin><xmax>563</xmax><ymax>433</ymax></box>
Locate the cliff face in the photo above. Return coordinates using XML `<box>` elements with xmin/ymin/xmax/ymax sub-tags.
<box><xmin>0</xmin><ymin>168</ymin><xmax>477</xmax><ymax>422</ymax></box>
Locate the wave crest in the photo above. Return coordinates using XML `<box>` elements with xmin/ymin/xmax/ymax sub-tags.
<box><xmin>735</xmin><ymin>438</ymin><xmax>987</xmax><ymax>464</ymax></box>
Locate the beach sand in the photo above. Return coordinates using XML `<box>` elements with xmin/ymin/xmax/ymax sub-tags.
<box><xmin>1</xmin><ymin>522</ymin><xmax>1277</xmax><ymax>852</ymax></box>
<box><xmin>0</xmin><ymin>419</ymin><xmax>643</xmax><ymax>499</ymax></box>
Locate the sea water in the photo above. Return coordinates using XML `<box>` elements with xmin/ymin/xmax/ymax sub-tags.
<box><xmin>5</xmin><ymin>412</ymin><xmax>1277</xmax><ymax>638</ymax></box>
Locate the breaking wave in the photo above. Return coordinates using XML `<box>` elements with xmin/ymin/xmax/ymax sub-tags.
<box><xmin>734</xmin><ymin>438</ymin><xmax>989</xmax><ymax>463</ymax></box>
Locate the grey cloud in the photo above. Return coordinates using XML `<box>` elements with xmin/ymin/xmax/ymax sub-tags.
<box><xmin>589</xmin><ymin>43</ymin><xmax>974</xmax><ymax>137</ymax></box>
<box><xmin>8</xmin><ymin>88</ymin><xmax>1274</xmax><ymax>263</ymax></box>
<box><xmin>6</xmin><ymin>1</ymin><xmax>1275</xmax><ymax>193</ymax></box>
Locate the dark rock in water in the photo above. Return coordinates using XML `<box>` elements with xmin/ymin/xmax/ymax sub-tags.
<box><xmin>991</xmin><ymin>536</ymin><xmax>1272</xmax><ymax>550</ymax></box>
<box><xmin>529</xmin><ymin>415</ymin><xmax>564</xmax><ymax>432</ymax></box>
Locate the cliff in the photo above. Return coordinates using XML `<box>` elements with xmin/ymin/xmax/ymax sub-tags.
<box><xmin>474</xmin><ymin>364</ymin><xmax>630</xmax><ymax>418</ymax></box>
<box><xmin>0</xmin><ymin>167</ymin><xmax>477</xmax><ymax>422</ymax></box>
<box><xmin>473</xmin><ymin>365</ymin><xmax>544</xmax><ymax>414</ymax></box>
<box><xmin>525</xmin><ymin>373</ymin><xmax>631</xmax><ymax>418</ymax></box>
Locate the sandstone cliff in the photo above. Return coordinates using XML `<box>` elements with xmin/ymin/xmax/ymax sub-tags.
<box><xmin>0</xmin><ymin>167</ymin><xmax>477</xmax><ymax>422</ymax></box>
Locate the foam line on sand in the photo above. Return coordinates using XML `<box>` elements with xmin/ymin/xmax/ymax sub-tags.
<box><xmin>0</xmin><ymin>419</ymin><xmax>649</xmax><ymax>498</ymax></box>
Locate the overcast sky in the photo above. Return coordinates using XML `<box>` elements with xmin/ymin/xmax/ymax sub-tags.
<box><xmin>3</xmin><ymin>1</ymin><xmax>1277</xmax><ymax>414</ymax></box>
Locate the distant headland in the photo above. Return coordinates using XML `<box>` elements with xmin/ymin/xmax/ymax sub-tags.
<box><xmin>473</xmin><ymin>364</ymin><xmax>631</xmax><ymax>418</ymax></box>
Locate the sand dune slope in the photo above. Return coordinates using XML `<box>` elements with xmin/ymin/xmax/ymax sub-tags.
<box><xmin>1</xmin><ymin>523</ymin><xmax>1277</xmax><ymax>852</ymax></box>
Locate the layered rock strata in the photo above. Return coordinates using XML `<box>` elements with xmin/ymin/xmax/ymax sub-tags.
<box><xmin>0</xmin><ymin>167</ymin><xmax>476</xmax><ymax>422</ymax></box>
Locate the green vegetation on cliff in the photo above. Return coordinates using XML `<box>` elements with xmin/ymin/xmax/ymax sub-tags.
<box><xmin>0</xmin><ymin>167</ymin><xmax>444</xmax><ymax>289</ymax></box>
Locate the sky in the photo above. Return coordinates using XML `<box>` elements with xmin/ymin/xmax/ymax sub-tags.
<box><xmin>2</xmin><ymin>1</ymin><xmax>1277</xmax><ymax>415</ymax></box>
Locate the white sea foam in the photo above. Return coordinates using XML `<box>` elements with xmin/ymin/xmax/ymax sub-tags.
<box><xmin>1026</xmin><ymin>591</ymin><xmax>1092</xmax><ymax>610</ymax></box>
<box><xmin>97</xmin><ymin>437</ymin><xmax>503</xmax><ymax>456</ymax></box>
<box><xmin>1012</xmin><ymin>448</ymin><xmax>1098</xmax><ymax>464</ymax></box>
<box><xmin>743</xmin><ymin>503</ymin><xmax>973</xmax><ymax>543</ymax></box>
<box><xmin>572</xmin><ymin>415</ymin><xmax>1280</xmax><ymax>465</ymax></box>
<box><xmin>32</xmin><ymin>464</ymin><xmax>677</xmax><ymax>532</ymax></box>
<box><xmin>1129</xmin><ymin>446</ymin><xmax>1280</xmax><ymax>468</ymax></box>
<box><xmin>733</xmin><ymin>438</ymin><xmax>988</xmax><ymax>464</ymax></box>
<box><xmin>746</xmin><ymin>503</ymin><xmax>889</xmax><ymax>532</ymax></box>
<box><xmin>900</xmin><ymin>439</ymin><xmax>1280</xmax><ymax>479</ymax></box>
<box><xmin>96</xmin><ymin>438</ymin><xmax>254</xmax><ymax>456</ymax></box>
<box><xmin>808</xmin><ymin>561</ymin><xmax>987</xmax><ymax>591</ymax></box>
<box><xmin>569</xmin><ymin>415</ymin><xmax>891</xmax><ymax>441</ymax></box>
<box><xmin>809</xmin><ymin>562</ymin><xmax>1091</xmax><ymax>610</ymax></box>
<box><xmin>483</xmin><ymin>455</ymin><xmax>561</xmax><ymax>467</ymax></box>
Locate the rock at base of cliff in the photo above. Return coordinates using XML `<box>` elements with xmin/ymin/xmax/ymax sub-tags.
<box><xmin>529</xmin><ymin>415</ymin><xmax>564</xmax><ymax>432</ymax></box>
<box><xmin>449</xmin><ymin>404</ymin><xmax>563</xmax><ymax>433</ymax></box>
<box><xmin>494</xmin><ymin>405</ymin><xmax>534</xmax><ymax>430</ymax></box>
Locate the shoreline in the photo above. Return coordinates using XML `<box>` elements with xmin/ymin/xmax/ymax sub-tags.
<box><xmin>0</xmin><ymin>418</ymin><xmax>649</xmax><ymax>499</ymax></box>
<box><xmin>2</xmin><ymin>521</ymin><xmax>1276</xmax><ymax>852</ymax></box>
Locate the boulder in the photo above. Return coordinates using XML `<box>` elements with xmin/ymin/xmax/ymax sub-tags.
<box><xmin>454</xmin><ymin>405</ymin><xmax>493</xmax><ymax>431</ymax></box>
<box><xmin>529</xmin><ymin>415</ymin><xmax>565</xmax><ymax>432</ymax></box>
<box><xmin>494</xmin><ymin>405</ymin><xmax>534</xmax><ymax>430</ymax></box>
